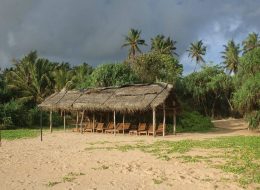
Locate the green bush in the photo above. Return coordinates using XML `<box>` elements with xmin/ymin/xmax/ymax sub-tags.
<box><xmin>0</xmin><ymin>100</ymin><xmax>29</xmax><ymax>129</ymax></box>
<box><xmin>246</xmin><ymin>111</ymin><xmax>260</xmax><ymax>129</ymax></box>
<box><xmin>87</xmin><ymin>63</ymin><xmax>140</xmax><ymax>87</ymax></box>
<box><xmin>166</xmin><ymin>111</ymin><xmax>213</xmax><ymax>133</ymax></box>
<box><xmin>27</xmin><ymin>108</ymin><xmax>63</xmax><ymax>127</ymax></box>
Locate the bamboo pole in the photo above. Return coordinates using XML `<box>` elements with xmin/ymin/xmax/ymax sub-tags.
<box><xmin>80</xmin><ymin>110</ymin><xmax>85</xmax><ymax>134</ymax></box>
<box><xmin>163</xmin><ymin>104</ymin><xmax>166</xmax><ymax>137</ymax></box>
<box><xmin>173</xmin><ymin>101</ymin><xmax>176</xmax><ymax>135</ymax></box>
<box><xmin>113</xmin><ymin>111</ymin><xmax>116</xmax><ymax>136</ymax></box>
<box><xmin>76</xmin><ymin>111</ymin><xmax>79</xmax><ymax>131</ymax></box>
<box><xmin>123</xmin><ymin>114</ymin><xmax>125</xmax><ymax>135</ymax></box>
<box><xmin>63</xmin><ymin>110</ymin><xmax>66</xmax><ymax>131</ymax></box>
<box><xmin>153</xmin><ymin>108</ymin><xmax>156</xmax><ymax>137</ymax></box>
<box><xmin>50</xmin><ymin>110</ymin><xmax>53</xmax><ymax>133</ymax></box>
<box><xmin>40</xmin><ymin>110</ymin><xmax>43</xmax><ymax>141</ymax></box>
<box><xmin>92</xmin><ymin>113</ymin><xmax>95</xmax><ymax>133</ymax></box>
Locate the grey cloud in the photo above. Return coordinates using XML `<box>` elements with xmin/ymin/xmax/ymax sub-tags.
<box><xmin>0</xmin><ymin>0</ymin><xmax>259</xmax><ymax>72</ymax></box>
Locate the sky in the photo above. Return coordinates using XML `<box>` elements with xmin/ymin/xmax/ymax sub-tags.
<box><xmin>0</xmin><ymin>0</ymin><xmax>260</xmax><ymax>74</ymax></box>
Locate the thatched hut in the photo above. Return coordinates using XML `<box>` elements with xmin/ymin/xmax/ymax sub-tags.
<box><xmin>38</xmin><ymin>83</ymin><xmax>179</xmax><ymax>136</ymax></box>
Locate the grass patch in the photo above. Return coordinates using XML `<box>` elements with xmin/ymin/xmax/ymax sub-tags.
<box><xmin>46</xmin><ymin>181</ymin><xmax>61</xmax><ymax>187</ymax></box>
<box><xmin>153</xmin><ymin>178</ymin><xmax>163</xmax><ymax>184</ymax></box>
<box><xmin>1</xmin><ymin>129</ymin><xmax>39</xmax><ymax>140</ymax></box>
<box><xmin>152</xmin><ymin>176</ymin><xmax>168</xmax><ymax>185</ymax></box>
<box><xmin>176</xmin><ymin>155</ymin><xmax>202</xmax><ymax>163</ymax></box>
<box><xmin>62</xmin><ymin>176</ymin><xmax>76</xmax><ymax>183</ymax></box>
<box><xmin>114</xmin><ymin>136</ymin><xmax>260</xmax><ymax>186</ymax></box>
<box><xmin>62</xmin><ymin>172</ymin><xmax>85</xmax><ymax>183</ymax></box>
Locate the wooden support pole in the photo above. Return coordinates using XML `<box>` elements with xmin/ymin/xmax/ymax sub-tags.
<box><xmin>152</xmin><ymin>108</ymin><xmax>156</xmax><ymax>137</ymax></box>
<box><xmin>163</xmin><ymin>104</ymin><xmax>166</xmax><ymax>137</ymax></box>
<box><xmin>123</xmin><ymin>114</ymin><xmax>125</xmax><ymax>135</ymax></box>
<box><xmin>92</xmin><ymin>113</ymin><xmax>95</xmax><ymax>133</ymax></box>
<box><xmin>63</xmin><ymin>110</ymin><xmax>66</xmax><ymax>132</ymax></box>
<box><xmin>76</xmin><ymin>111</ymin><xmax>79</xmax><ymax>131</ymax></box>
<box><xmin>80</xmin><ymin>110</ymin><xmax>85</xmax><ymax>134</ymax></box>
<box><xmin>40</xmin><ymin>110</ymin><xmax>43</xmax><ymax>141</ymax></box>
<box><xmin>113</xmin><ymin>111</ymin><xmax>116</xmax><ymax>136</ymax></box>
<box><xmin>50</xmin><ymin>110</ymin><xmax>53</xmax><ymax>133</ymax></box>
<box><xmin>0</xmin><ymin>128</ymin><xmax>2</xmax><ymax>147</ymax></box>
<box><xmin>173</xmin><ymin>101</ymin><xmax>176</xmax><ymax>135</ymax></box>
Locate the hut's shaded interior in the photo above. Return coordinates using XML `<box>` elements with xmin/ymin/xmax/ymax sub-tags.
<box><xmin>38</xmin><ymin>83</ymin><xmax>180</xmax><ymax>136</ymax></box>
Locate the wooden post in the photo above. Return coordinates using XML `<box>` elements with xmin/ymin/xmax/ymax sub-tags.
<box><xmin>113</xmin><ymin>111</ymin><xmax>116</xmax><ymax>136</ymax></box>
<box><xmin>123</xmin><ymin>114</ymin><xmax>125</xmax><ymax>135</ymax></box>
<box><xmin>92</xmin><ymin>113</ymin><xmax>95</xmax><ymax>133</ymax></box>
<box><xmin>163</xmin><ymin>104</ymin><xmax>166</xmax><ymax>137</ymax></box>
<box><xmin>0</xmin><ymin>128</ymin><xmax>2</xmax><ymax>147</ymax></box>
<box><xmin>76</xmin><ymin>111</ymin><xmax>79</xmax><ymax>131</ymax></box>
<box><xmin>80</xmin><ymin>110</ymin><xmax>85</xmax><ymax>133</ymax></box>
<box><xmin>153</xmin><ymin>108</ymin><xmax>156</xmax><ymax>137</ymax></box>
<box><xmin>40</xmin><ymin>110</ymin><xmax>43</xmax><ymax>141</ymax></box>
<box><xmin>63</xmin><ymin>110</ymin><xmax>66</xmax><ymax>131</ymax></box>
<box><xmin>173</xmin><ymin>101</ymin><xmax>176</xmax><ymax>135</ymax></box>
<box><xmin>50</xmin><ymin>110</ymin><xmax>53</xmax><ymax>133</ymax></box>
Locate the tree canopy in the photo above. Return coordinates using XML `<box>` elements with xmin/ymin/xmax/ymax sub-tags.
<box><xmin>132</xmin><ymin>52</ymin><xmax>183</xmax><ymax>83</ymax></box>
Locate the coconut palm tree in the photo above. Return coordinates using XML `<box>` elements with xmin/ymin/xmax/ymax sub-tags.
<box><xmin>122</xmin><ymin>28</ymin><xmax>147</xmax><ymax>59</ymax></box>
<box><xmin>242</xmin><ymin>32</ymin><xmax>260</xmax><ymax>54</ymax></box>
<box><xmin>221</xmin><ymin>40</ymin><xmax>241</xmax><ymax>74</ymax></box>
<box><xmin>6</xmin><ymin>51</ymin><xmax>55</xmax><ymax>104</ymax></box>
<box><xmin>52</xmin><ymin>66</ymin><xmax>73</xmax><ymax>92</ymax></box>
<box><xmin>187</xmin><ymin>40</ymin><xmax>207</xmax><ymax>71</ymax></box>
<box><xmin>151</xmin><ymin>35</ymin><xmax>178</xmax><ymax>56</ymax></box>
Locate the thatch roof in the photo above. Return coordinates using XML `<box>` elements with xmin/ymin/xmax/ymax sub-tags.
<box><xmin>38</xmin><ymin>83</ymin><xmax>178</xmax><ymax>113</ymax></box>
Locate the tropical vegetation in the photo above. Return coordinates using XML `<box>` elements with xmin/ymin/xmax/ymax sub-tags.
<box><xmin>0</xmin><ymin>30</ymin><xmax>259</xmax><ymax>130</ymax></box>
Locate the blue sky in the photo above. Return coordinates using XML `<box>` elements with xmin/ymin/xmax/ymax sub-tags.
<box><xmin>0</xmin><ymin>0</ymin><xmax>259</xmax><ymax>74</ymax></box>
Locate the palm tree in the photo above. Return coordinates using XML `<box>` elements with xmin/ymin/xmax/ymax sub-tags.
<box><xmin>122</xmin><ymin>28</ymin><xmax>147</xmax><ymax>59</ymax></box>
<box><xmin>242</xmin><ymin>32</ymin><xmax>260</xmax><ymax>54</ymax></box>
<box><xmin>151</xmin><ymin>35</ymin><xmax>178</xmax><ymax>56</ymax></box>
<box><xmin>187</xmin><ymin>40</ymin><xmax>207</xmax><ymax>71</ymax></box>
<box><xmin>52</xmin><ymin>67</ymin><xmax>73</xmax><ymax>92</ymax></box>
<box><xmin>71</xmin><ymin>63</ymin><xmax>93</xmax><ymax>89</ymax></box>
<box><xmin>221</xmin><ymin>40</ymin><xmax>241</xmax><ymax>74</ymax></box>
<box><xmin>6</xmin><ymin>51</ymin><xmax>55</xmax><ymax>104</ymax></box>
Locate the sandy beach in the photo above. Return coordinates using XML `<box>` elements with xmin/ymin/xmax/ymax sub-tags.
<box><xmin>0</xmin><ymin>119</ymin><xmax>258</xmax><ymax>190</ymax></box>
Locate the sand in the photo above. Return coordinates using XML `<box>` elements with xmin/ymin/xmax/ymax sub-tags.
<box><xmin>0</xmin><ymin>119</ymin><xmax>259</xmax><ymax>190</ymax></box>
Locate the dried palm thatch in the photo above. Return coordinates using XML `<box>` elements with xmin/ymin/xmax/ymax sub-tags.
<box><xmin>38</xmin><ymin>83</ymin><xmax>178</xmax><ymax>113</ymax></box>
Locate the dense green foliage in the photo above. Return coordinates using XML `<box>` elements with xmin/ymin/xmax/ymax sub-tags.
<box><xmin>182</xmin><ymin>66</ymin><xmax>233</xmax><ymax>118</ymax></box>
<box><xmin>232</xmin><ymin>48</ymin><xmax>260</xmax><ymax>128</ymax></box>
<box><xmin>177</xmin><ymin>111</ymin><xmax>213</xmax><ymax>132</ymax></box>
<box><xmin>132</xmin><ymin>52</ymin><xmax>182</xmax><ymax>83</ymax></box>
<box><xmin>86</xmin><ymin>63</ymin><xmax>140</xmax><ymax>87</ymax></box>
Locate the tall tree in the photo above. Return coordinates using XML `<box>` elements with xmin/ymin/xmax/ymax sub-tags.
<box><xmin>221</xmin><ymin>40</ymin><xmax>241</xmax><ymax>74</ymax></box>
<box><xmin>122</xmin><ymin>28</ymin><xmax>147</xmax><ymax>59</ymax></box>
<box><xmin>132</xmin><ymin>52</ymin><xmax>183</xmax><ymax>83</ymax></box>
<box><xmin>52</xmin><ymin>65</ymin><xmax>73</xmax><ymax>92</ymax></box>
<box><xmin>6</xmin><ymin>51</ymin><xmax>55</xmax><ymax>104</ymax></box>
<box><xmin>151</xmin><ymin>35</ymin><xmax>178</xmax><ymax>56</ymax></box>
<box><xmin>242</xmin><ymin>32</ymin><xmax>260</xmax><ymax>54</ymax></box>
<box><xmin>71</xmin><ymin>63</ymin><xmax>93</xmax><ymax>89</ymax></box>
<box><xmin>187</xmin><ymin>40</ymin><xmax>206</xmax><ymax>71</ymax></box>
